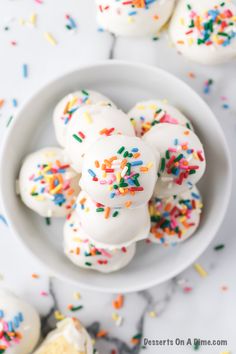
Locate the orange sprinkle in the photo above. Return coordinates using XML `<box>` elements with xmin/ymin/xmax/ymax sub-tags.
<box><xmin>184</xmin><ymin>130</ymin><xmax>190</xmax><ymax>135</ymax></box>
<box><xmin>188</xmin><ymin>72</ymin><xmax>196</xmax><ymax>79</ymax></box>
<box><xmin>104</xmin><ymin>207</ymin><xmax>111</xmax><ymax>219</ymax></box>
<box><xmin>112</xmin><ymin>294</ymin><xmax>124</xmax><ymax>309</ymax></box>
<box><xmin>140</xmin><ymin>167</ymin><xmax>148</xmax><ymax>172</ymax></box>
<box><xmin>32</xmin><ymin>273</ymin><xmax>39</xmax><ymax>279</ymax></box>
<box><xmin>177</xmin><ymin>40</ymin><xmax>185</xmax><ymax>44</ymax></box>
<box><xmin>131</xmin><ymin>338</ymin><xmax>140</xmax><ymax>345</ymax></box>
<box><xmin>0</xmin><ymin>99</ymin><xmax>5</xmax><ymax>108</ymax></box>
<box><xmin>67</xmin><ymin>304</ymin><xmax>73</xmax><ymax>310</ymax></box>
<box><xmin>96</xmin><ymin>330</ymin><xmax>108</xmax><ymax>338</ymax></box>
<box><xmin>76</xmin><ymin>247</ymin><xmax>80</xmax><ymax>255</ymax></box>
<box><xmin>79</xmin><ymin>198</ymin><xmax>86</xmax><ymax>205</ymax></box>
<box><xmin>164</xmin><ymin>203</ymin><xmax>172</xmax><ymax>212</ymax></box>
<box><xmin>125</xmin><ymin>201</ymin><xmax>132</xmax><ymax>208</ymax></box>
<box><xmin>95</xmin><ymin>160</ymin><xmax>100</xmax><ymax>168</ymax></box>
<box><xmin>120</xmin><ymin>159</ymin><xmax>127</xmax><ymax>169</ymax></box>
<box><xmin>67</xmin><ymin>188</ymin><xmax>74</xmax><ymax>196</ymax></box>
<box><xmin>133</xmin><ymin>152</ymin><xmax>141</xmax><ymax>158</ymax></box>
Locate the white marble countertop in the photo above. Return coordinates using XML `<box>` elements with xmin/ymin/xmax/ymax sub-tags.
<box><xmin>0</xmin><ymin>1</ymin><xmax>236</xmax><ymax>353</ymax></box>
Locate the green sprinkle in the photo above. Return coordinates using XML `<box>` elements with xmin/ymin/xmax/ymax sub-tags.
<box><xmin>152</xmin><ymin>36</ymin><xmax>159</xmax><ymax>41</ymax></box>
<box><xmin>85</xmin><ymin>262</ymin><xmax>92</xmax><ymax>266</ymax></box>
<box><xmin>166</xmin><ymin>150</ymin><xmax>170</xmax><ymax>159</ymax></box>
<box><xmin>189</xmin><ymin>170</ymin><xmax>196</xmax><ymax>175</ymax></box>
<box><xmin>73</xmin><ymin>134</ymin><xmax>82</xmax><ymax>143</ymax></box>
<box><xmin>174</xmin><ymin>154</ymin><xmax>184</xmax><ymax>162</ymax></box>
<box><xmin>123</xmin><ymin>151</ymin><xmax>129</xmax><ymax>158</ymax></box>
<box><xmin>117</xmin><ymin>146</ymin><xmax>125</xmax><ymax>154</ymax></box>
<box><xmin>186</xmin><ymin>122</ymin><xmax>191</xmax><ymax>130</ymax></box>
<box><xmin>82</xmin><ymin>89</ymin><xmax>89</xmax><ymax>96</ymax></box>
<box><xmin>71</xmin><ymin>305</ymin><xmax>83</xmax><ymax>312</ymax></box>
<box><xmin>160</xmin><ymin>158</ymin><xmax>166</xmax><ymax>172</ymax></box>
<box><xmin>214</xmin><ymin>244</ymin><xmax>225</xmax><ymax>251</ymax></box>
<box><xmin>45</xmin><ymin>217</ymin><xmax>51</xmax><ymax>225</ymax></box>
<box><xmin>112</xmin><ymin>211</ymin><xmax>119</xmax><ymax>217</ymax></box>
<box><xmin>133</xmin><ymin>333</ymin><xmax>142</xmax><ymax>340</ymax></box>
<box><xmin>187</xmin><ymin>4</ymin><xmax>192</xmax><ymax>10</ymax></box>
<box><xmin>6</xmin><ymin>115</ymin><xmax>14</xmax><ymax>127</ymax></box>
<box><xmin>96</xmin><ymin>208</ymin><xmax>104</xmax><ymax>212</ymax></box>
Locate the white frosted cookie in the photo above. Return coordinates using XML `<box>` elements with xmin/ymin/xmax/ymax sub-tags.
<box><xmin>65</xmin><ymin>105</ymin><xmax>135</xmax><ymax>172</ymax></box>
<box><xmin>33</xmin><ymin>318</ymin><xmax>93</xmax><ymax>354</ymax></box>
<box><xmin>149</xmin><ymin>186</ymin><xmax>203</xmax><ymax>245</ymax></box>
<box><xmin>128</xmin><ymin>99</ymin><xmax>193</xmax><ymax>137</ymax></box>
<box><xmin>96</xmin><ymin>0</ymin><xmax>175</xmax><ymax>36</ymax></box>
<box><xmin>64</xmin><ymin>211</ymin><xmax>136</xmax><ymax>271</ymax></box>
<box><xmin>0</xmin><ymin>288</ymin><xmax>40</xmax><ymax>354</ymax></box>
<box><xmin>18</xmin><ymin>147</ymin><xmax>80</xmax><ymax>217</ymax></box>
<box><xmin>76</xmin><ymin>191</ymin><xmax>149</xmax><ymax>248</ymax></box>
<box><xmin>80</xmin><ymin>135</ymin><xmax>158</xmax><ymax>208</ymax></box>
<box><xmin>143</xmin><ymin>123</ymin><xmax>206</xmax><ymax>197</ymax></box>
<box><xmin>53</xmin><ymin>90</ymin><xmax>115</xmax><ymax>146</ymax></box>
<box><xmin>169</xmin><ymin>0</ymin><xmax>236</xmax><ymax>64</ymax></box>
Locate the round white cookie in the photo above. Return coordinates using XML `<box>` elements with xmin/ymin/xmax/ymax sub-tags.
<box><xmin>128</xmin><ymin>99</ymin><xmax>194</xmax><ymax>137</ymax></box>
<box><xmin>53</xmin><ymin>90</ymin><xmax>115</xmax><ymax>147</ymax></box>
<box><xmin>149</xmin><ymin>186</ymin><xmax>203</xmax><ymax>245</ymax></box>
<box><xmin>34</xmin><ymin>318</ymin><xmax>93</xmax><ymax>354</ymax></box>
<box><xmin>64</xmin><ymin>211</ymin><xmax>136</xmax><ymax>271</ymax></box>
<box><xmin>0</xmin><ymin>288</ymin><xmax>40</xmax><ymax>354</ymax></box>
<box><xmin>65</xmin><ymin>105</ymin><xmax>135</xmax><ymax>173</ymax></box>
<box><xmin>96</xmin><ymin>0</ymin><xmax>175</xmax><ymax>36</ymax></box>
<box><xmin>80</xmin><ymin>135</ymin><xmax>158</xmax><ymax>208</ymax></box>
<box><xmin>143</xmin><ymin>123</ymin><xmax>206</xmax><ymax>197</ymax></box>
<box><xmin>18</xmin><ymin>147</ymin><xmax>80</xmax><ymax>218</ymax></box>
<box><xmin>76</xmin><ymin>191</ymin><xmax>149</xmax><ymax>248</ymax></box>
<box><xmin>169</xmin><ymin>0</ymin><xmax>236</xmax><ymax>65</ymax></box>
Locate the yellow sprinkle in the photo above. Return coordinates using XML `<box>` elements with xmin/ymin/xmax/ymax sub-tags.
<box><xmin>68</xmin><ymin>96</ymin><xmax>78</xmax><ymax>109</ymax></box>
<box><xmin>72</xmin><ymin>237</ymin><xmax>83</xmax><ymax>243</ymax></box>
<box><xmin>44</xmin><ymin>32</ymin><xmax>57</xmax><ymax>46</ymax></box>
<box><xmin>112</xmin><ymin>313</ymin><xmax>119</xmax><ymax>321</ymax></box>
<box><xmin>137</xmin><ymin>104</ymin><xmax>145</xmax><ymax>110</ymax></box>
<box><xmin>30</xmin><ymin>13</ymin><xmax>37</xmax><ymax>26</ymax></box>
<box><xmin>103</xmin><ymin>172</ymin><xmax>107</xmax><ymax>178</ymax></box>
<box><xmin>188</xmin><ymin>38</ymin><xmax>194</xmax><ymax>46</ymax></box>
<box><xmin>147</xmin><ymin>162</ymin><xmax>153</xmax><ymax>169</ymax></box>
<box><xmin>148</xmin><ymin>311</ymin><xmax>157</xmax><ymax>318</ymax></box>
<box><xmin>35</xmin><ymin>195</ymin><xmax>45</xmax><ymax>201</ymax></box>
<box><xmin>221</xmin><ymin>352</ymin><xmax>231</xmax><ymax>354</ymax></box>
<box><xmin>149</xmin><ymin>104</ymin><xmax>157</xmax><ymax>110</ymax></box>
<box><xmin>180</xmin><ymin>18</ymin><xmax>185</xmax><ymax>25</ymax></box>
<box><xmin>232</xmin><ymin>16</ymin><xmax>236</xmax><ymax>21</ymax></box>
<box><xmin>194</xmin><ymin>263</ymin><xmax>208</xmax><ymax>278</ymax></box>
<box><xmin>85</xmin><ymin>207</ymin><xmax>90</xmax><ymax>213</ymax></box>
<box><xmin>73</xmin><ymin>292</ymin><xmax>81</xmax><ymax>300</ymax></box>
<box><xmin>128</xmin><ymin>17</ymin><xmax>134</xmax><ymax>23</ymax></box>
<box><xmin>54</xmin><ymin>311</ymin><xmax>65</xmax><ymax>321</ymax></box>
<box><xmin>43</xmin><ymin>164</ymin><xmax>52</xmax><ymax>173</ymax></box>
<box><xmin>91</xmin><ymin>339</ymin><xmax>96</xmax><ymax>346</ymax></box>
<box><xmin>83</xmin><ymin>111</ymin><xmax>93</xmax><ymax>124</ymax></box>
<box><xmin>85</xmin><ymin>99</ymin><xmax>92</xmax><ymax>105</ymax></box>
<box><xmin>19</xmin><ymin>18</ymin><xmax>25</xmax><ymax>25</ymax></box>
<box><xmin>193</xmin><ymin>152</ymin><xmax>199</xmax><ymax>160</ymax></box>
<box><xmin>116</xmin><ymin>172</ymin><xmax>121</xmax><ymax>183</ymax></box>
<box><xmin>50</xmin><ymin>184</ymin><xmax>62</xmax><ymax>195</ymax></box>
<box><xmin>45</xmin><ymin>151</ymin><xmax>56</xmax><ymax>157</ymax></box>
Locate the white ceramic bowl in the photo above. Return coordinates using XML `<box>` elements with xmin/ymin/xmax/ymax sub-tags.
<box><xmin>0</xmin><ymin>61</ymin><xmax>232</xmax><ymax>293</ymax></box>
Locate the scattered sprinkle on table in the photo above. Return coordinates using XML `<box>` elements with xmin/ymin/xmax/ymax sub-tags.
<box><xmin>214</xmin><ymin>244</ymin><xmax>225</xmax><ymax>251</ymax></box>
<box><xmin>6</xmin><ymin>115</ymin><xmax>14</xmax><ymax>127</ymax></box>
<box><xmin>54</xmin><ymin>310</ymin><xmax>65</xmax><ymax>321</ymax></box>
<box><xmin>112</xmin><ymin>294</ymin><xmax>124</xmax><ymax>309</ymax></box>
<box><xmin>0</xmin><ymin>214</ymin><xmax>8</xmax><ymax>226</ymax></box>
<box><xmin>0</xmin><ymin>99</ymin><xmax>5</xmax><ymax>109</ymax></box>
<box><xmin>22</xmin><ymin>64</ymin><xmax>28</xmax><ymax>78</ymax></box>
<box><xmin>194</xmin><ymin>263</ymin><xmax>208</xmax><ymax>278</ymax></box>
<box><xmin>203</xmin><ymin>79</ymin><xmax>213</xmax><ymax>94</ymax></box>
<box><xmin>96</xmin><ymin>330</ymin><xmax>108</xmax><ymax>338</ymax></box>
<box><xmin>40</xmin><ymin>291</ymin><xmax>48</xmax><ymax>296</ymax></box>
<box><xmin>148</xmin><ymin>311</ymin><xmax>157</xmax><ymax>318</ymax></box>
<box><xmin>65</xmin><ymin>14</ymin><xmax>77</xmax><ymax>31</ymax></box>
<box><xmin>44</xmin><ymin>32</ymin><xmax>57</xmax><ymax>46</ymax></box>
<box><xmin>31</xmin><ymin>273</ymin><xmax>40</xmax><ymax>279</ymax></box>
<box><xmin>73</xmin><ymin>291</ymin><xmax>81</xmax><ymax>300</ymax></box>
<box><xmin>131</xmin><ymin>333</ymin><xmax>142</xmax><ymax>345</ymax></box>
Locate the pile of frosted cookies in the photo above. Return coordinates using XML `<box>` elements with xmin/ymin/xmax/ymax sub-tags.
<box><xmin>17</xmin><ymin>90</ymin><xmax>206</xmax><ymax>273</ymax></box>
<box><xmin>96</xmin><ymin>0</ymin><xmax>236</xmax><ymax>65</ymax></box>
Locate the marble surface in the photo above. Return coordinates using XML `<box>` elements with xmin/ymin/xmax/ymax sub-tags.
<box><xmin>0</xmin><ymin>0</ymin><xmax>236</xmax><ymax>353</ymax></box>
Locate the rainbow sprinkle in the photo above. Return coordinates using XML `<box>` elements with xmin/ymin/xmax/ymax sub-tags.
<box><xmin>158</xmin><ymin>136</ymin><xmax>204</xmax><ymax>186</ymax></box>
<box><xmin>87</xmin><ymin>145</ymin><xmax>154</xmax><ymax>205</ymax></box>
<box><xmin>0</xmin><ymin>309</ymin><xmax>24</xmax><ymax>352</ymax></box>
<box><xmin>61</xmin><ymin>91</ymin><xmax>91</xmax><ymax>126</ymax></box>
<box><xmin>130</xmin><ymin>102</ymin><xmax>192</xmax><ymax>136</ymax></box>
<box><xmin>29</xmin><ymin>160</ymin><xmax>76</xmax><ymax>210</ymax></box>
<box><xmin>149</xmin><ymin>190</ymin><xmax>203</xmax><ymax>243</ymax></box>
<box><xmin>180</xmin><ymin>2</ymin><xmax>236</xmax><ymax>48</ymax></box>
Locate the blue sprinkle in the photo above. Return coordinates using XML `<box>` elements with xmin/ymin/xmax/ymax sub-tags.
<box><xmin>130</xmin><ymin>160</ymin><xmax>143</xmax><ymax>166</ymax></box>
<box><xmin>0</xmin><ymin>214</ymin><xmax>8</xmax><ymax>226</ymax></box>
<box><xmin>0</xmin><ymin>309</ymin><xmax>4</xmax><ymax>318</ymax></box>
<box><xmin>8</xmin><ymin>321</ymin><xmax>14</xmax><ymax>332</ymax></box>
<box><xmin>191</xmin><ymin>192</ymin><xmax>200</xmax><ymax>200</ymax></box>
<box><xmin>110</xmin><ymin>192</ymin><xmax>116</xmax><ymax>199</ymax></box>
<box><xmin>131</xmin><ymin>147</ymin><xmax>139</xmax><ymax>152</ymax></box>
<box><xmin>128</xmin><ymin>11</ymin><xmax>137</xmax><ymax>16</ymax></box>
<box><xmin>88</xmin><ymin>169</ymin><xmax>96</xmax><ymax>178</ymax></box>
<box><xmin>12</xmin><ymin>98</ymin><xmax>18</xmax><ymax>107</ymax></box>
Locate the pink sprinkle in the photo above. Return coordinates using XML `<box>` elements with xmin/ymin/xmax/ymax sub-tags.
<box><xmin>29</xmin><ymin>174</ymin><xmax>35</xmax><ymax>181</ymax></box>
<box><xmin>40</xmin><ymin>291</ymin><xmax>48</xmax><ymax>296</ymax></box>
<box><xmin>183</xmin><ymin>286</ymin><xmax>193</xmax><ymax>293</ymax></box>
<box><xmin>100</xmin><ymin>180</ymin><xmax>107</xmax><ymax>185</ymax></box>
<box><xmin>98</xmin><ymin>249</ymin><xmax>112</xmax><ymax>258</ymax></box>
<box><xmin>168</xmin><ymin>148</ymin><xmax>177</xmax><ymax>153</ymax></box>
<box><xmin>160</xmin><ymin>114</ymin><xmax>178</xmax><ymax>124</ymax></box>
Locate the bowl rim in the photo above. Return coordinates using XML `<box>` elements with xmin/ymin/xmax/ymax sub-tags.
<box><xmin>0</xmin><ymin>60</ymin><xmax>233</xmax><ymax>293</ymax></box>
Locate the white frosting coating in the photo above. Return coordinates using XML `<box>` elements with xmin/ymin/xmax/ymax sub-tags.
<box><xmin>169</xmin><ymin>0</ymin><xmax>236</xmax><ymax>65</ymax></box>
<box><xmin>143</xmin><ymin>123</ymin><xmax>206</xmax><ymax>197</ymax></box>
<box><xmin>96</xmin><ymin>0</ymin><xmax>175</xmax><ymax>37</ymax></box>
<box><xmin>64</xmin><ymin>211</ymin><xmax>136</xmax><ymax>271</ymax></box>
<box><xmin>18</xmin><ymin>147</ymin><xmax>80</xmax><ymax>218</ymax></box>
<box><xmin>0</xmin><ymin>288</ymin><xmax>40</xmax><ymax>354</ymax></box>
<box><xmin>149</xmin><ymin>186</ymin><xmax>203</xmax><ymax>244</ymax></box>
<box><xmin>75</xmin><ymin>191</ymin><xmax>149</xmax><ymax>248</ymax></box>
<box><xmin>128</xmin><ymin>99</ymin><xmax>194</xmax><ymax>137</ymax></box>
<box><xmin>65</xmin><ymin>105</ymin><xmax>135</xmax><ymax>173</ymax></box>
<box><xmin>80</xmin><ymin>135</ymin><xmax>158</xmax><ymax>208</ymax></box>
<box><xmin>53</xmin><ymin>90</ymin><xmax>115</xmax><ymax>147</ymax></box>
<box><xmin>34</xmin><ymin>318</ymin><xmax>93</xmax><ymax>354</ymax></box>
